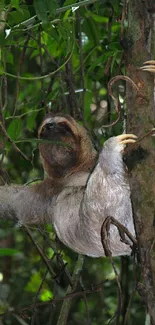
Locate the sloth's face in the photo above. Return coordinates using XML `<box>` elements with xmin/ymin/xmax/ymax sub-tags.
<box><xmin>38</xmin><ymin>113</ymin><xmax>97</xmax><ymax>179</ymax></box>
<box><xmin>39</xmin><ymin>117</ymin><xmax>74</xmax><ymax>141</ymax></box>
<box><xmin>38</xmin><ymin>115</ymin><xmax>80</xmax><ymax>178</ymax></box>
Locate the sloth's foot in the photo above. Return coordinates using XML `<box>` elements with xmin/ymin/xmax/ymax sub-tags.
<box><xmin>140</xmin><ymin>60</ymin><xmax>155</xmax><ymax>74</ymax></box>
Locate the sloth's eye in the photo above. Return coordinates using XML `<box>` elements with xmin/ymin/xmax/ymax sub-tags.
<box><xmin>59</xmin><ymin>122</ymin><xmax>67</xmax><ymax>127</ymax></box>
<box><xmin>58</xmin><ymin>122</ymin><xmax>72</xmax><ymax>133</ymax></box>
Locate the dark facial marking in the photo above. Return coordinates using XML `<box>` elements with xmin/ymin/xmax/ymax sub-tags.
<box><xmin>57</xmin><ymin>122</ymin><xmax>73</xmax><ymax>135</ymax></box>
<box><xmin>40</xmin><ymin>121</ymin><xmax>74</xmax><ymax>139</ymax></box>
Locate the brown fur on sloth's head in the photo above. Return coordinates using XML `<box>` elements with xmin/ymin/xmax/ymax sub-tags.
<box><xmin>38</xmin><ymin>113</ymin><xmax>97</xmax><ymax>181</ymax></box>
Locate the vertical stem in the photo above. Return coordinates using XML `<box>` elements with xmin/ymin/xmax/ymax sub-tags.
<box><xmin>76</xmin><ymin>11</ymin><xmax>85</xmax><ymax>114</ymax></box>
<box><xmin>56</xmin><ymin>255</ymin><xmax>84</xmax><ymax>325</ymax></box>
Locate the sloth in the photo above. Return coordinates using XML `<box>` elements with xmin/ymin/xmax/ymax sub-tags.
<box><xmin>0</xmin><ymin>114</ymin><xmax>137</xmax><ymax>257</ymax></box>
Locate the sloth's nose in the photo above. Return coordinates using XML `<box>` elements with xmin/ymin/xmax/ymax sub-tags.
<box><xmin>45</xmin><ymin>122</ymin><xmax>56</xmax><ymax>130</ymax></box>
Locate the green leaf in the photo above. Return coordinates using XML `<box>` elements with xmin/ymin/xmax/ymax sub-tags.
<box><xmin>7</xmin><ymin>119</ymin><xmax>22</xmax><ymax>140</ymax></box>
<box><xmin>63</xmin><ymin>8</ymin><xmax>71</xmax><ymax>20</ymax></box>
<box><xmin>34</xmin><ymin>0</ymin><xmax>49</xmax><ymax>24</ymax></box>
<box><xmin>0</xmin><ymin>33</ymin><xmax>5</xmax><ymax>46</ymax></box>
<box><xmin>7</xmin><ymin>52</ymin><xmax>13</xmax><ymax>65</ymax></box>
<box><xmin>0</xmin><ymin>1</ymin><xmax>4</xmax><ymax>10</ymax></box>
<box><xmin>11</xmin><ymin>0</ymin><xmax>20</xmax><ymax>10</ymax></box>
<box><xmin>46</xmin><ymin>0</ymin><xmax>58</xmax><ymax>16</ymax></box>
<box><xmin>88</xmin><ymin>13</ymin><xmax>109</xmax><ymax>23</ymax></box>
<box><xmin>83</xmin><ymin>17</ymin><xmax>100</xmax><ymax>46</ymax></box>
<box><xmin>0</xmin><ymin>248</ymin><xmax>19</xmax><ymax>256</ymax></box>
<box><xmin>8</xmin><ymin>9</ymin><xmax>30</xmax><ymax>25</ymax></box>
<box><xmin>25</xmin><ymin>272</ymin><xmax>41</xmax><ymax>293</ymax></box>
<box><xmin>110</xmin><ymin>50</ymin><xmax>122</xmax><ymax>73</ymax></box>
<box><xmin>40</xmin><ymin>289</ymin><xmax>53</xmax><ymax>302</ymax></box>
<box><xmin>26</xmin><ymin>111</ymin><xmax>38</xmax><ymax>131</ymax></box>
<box><xmin>87</xmin><ymin>54</ymin><xmax>105</xmax><ymax>73</ymax></box>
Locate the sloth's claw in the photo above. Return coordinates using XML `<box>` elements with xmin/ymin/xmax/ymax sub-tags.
<box><xmin>117</xmin><ymin>134</ymin><xmax>137</xmax><ymax>145</ymax></box>
<box><xmin>140</xmin><ymin>60</ymin><xmax>155</xmax><ymax>74</ymax></box>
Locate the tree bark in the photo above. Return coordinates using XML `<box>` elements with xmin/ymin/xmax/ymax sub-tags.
<box><xmin>126</xmin><ymin>0</ymin><xmax>155</xmax><ymax>323</ymax></box>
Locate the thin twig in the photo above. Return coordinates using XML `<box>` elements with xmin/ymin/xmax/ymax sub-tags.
<box><xmin>0</xmin><ymin>53</ymin><xmax>7</xmax><ymax>167</ymax></box>
<box><xmin>0</xmin><ymin>121</ymin><xmax>29</xmax><ymax>161</ymax></box>
<box><xmin>0</xmin><ymin>281</ymin><xmax>107</xmax><ymax>319</ymax></box>
<box><xmin>124</xmin><ymin>128</ymin><xmax>155</xmax><ymax>155</ymax></box>
<box><xmin>101</xmin><ymin>216</ymin><xmax>137</xmax><ymax>250</ymax></box>
<box><xmin>1</xmin><ymin>49</ymin><xmax>8</xmax><ymax>112</ymax></box>
<box><xmin>23</xmin><ymin>225</ymin><xmax>56</xmax><ymax>278</ymax></box>
<box><xmin>30</xmin><ymin>268</ymin><xmax>49</xmax><ymax>325</ymax></box>
<box><xmin>83</xmin><ymin>293</ymin><xmax>90</xmax><ymax>325</ymax></box>
<box><xmin>0</xmin><ymin>33</ymin><xmax>75</xmax><ymax>81</ymax></box>
<box><xmin>123</xmin><ymin>287</ymin><xmax>136</xmax><ymax>325</ymax></box>
<box><xmin>12</xmin><ymin>0</ymin><xmax>100</xmax><ymax>30</ymax></box>
<box><xmin>100</xmin><ymin>216</ymin><xmax>137</xmax><ymax>324</ymax></box>
<box><xmin>120</xmin><ymin>0</ymin><xmax>127</xmax><ymax>40</ymax></box>
<box><xmin>38</xmin><ymin>227</ymin><xmax>73</xmax><ymax>286</ymax></box>
<box><xmin>107</xmin><ymin>4</ymin><xmax>113</xmax><ymax>43</ymax></box>
<box><xmin>27</xmin><ymin>285</ymin><xmax>102</xmax><ymax>309</ymax></box>
<box><xmin>102</xmin><ymin>75</ymin><xmax>139</xmax><ymax>128</ymax></box>
<box><xmin>2</xmin><ymin>281</ymin><xmax>104</xmax><ymax>317</ymax></box>
<box><xmin>76</xmin><ymin>11</ymin><xmax>85</xmax><ymax>114</ymax></box>
<box><xmin>27</xmin><ymin>31</ymin><xmax>68</xmax><ymax>110</ymax></box>
<box><xmin>101</xmin><ymin>218</ymin><xmax>123</xmax><ymax>321</ymax></box>
<box><xmin>30</xmin><ymin>251</ymin><xmax>57</xmax><ymax>325</ymax></box>
<box><xmin>38</xmin><ymin>28</ymin><xmax>46</xmax><ymax>107</ymax></box>
<box><xmin>13</xmin><ymin>33</ymin><xmax>31</xmax><ymax>116</ymax></box>
<box><xmin>65</xmin><ymin>60</ymin><xmax>79</xmax><ymax>117</ymax></box>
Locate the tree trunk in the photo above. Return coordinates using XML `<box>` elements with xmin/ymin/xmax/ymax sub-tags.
<box><xmin>126</xmin><ymin>0</ymin><xmax>155</xmax><ymax>323</ymax></box>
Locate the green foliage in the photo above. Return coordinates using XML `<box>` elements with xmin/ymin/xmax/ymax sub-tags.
<box><xmin>0</xmin><ymin>1</ymin><xmax>144</xmax><ymax>324</ymax></box>
<box><xmin>0</xmin><ymin>248</ymin><xmax>19</xmax><ymax>256</ymax></box>
<box><xmin>7</xmin><ymin>119</ymin><xmax>22</xmax><ymax>140</ymax></box>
